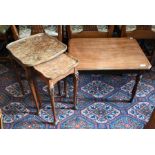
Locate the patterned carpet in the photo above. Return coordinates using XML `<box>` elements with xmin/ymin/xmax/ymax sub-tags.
<box><xmin>1</xmin><ymin>62</ymin><xmax>155</xmax><ymax>129</ymax></box>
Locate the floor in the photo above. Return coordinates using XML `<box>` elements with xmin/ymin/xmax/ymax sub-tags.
<box><xmin>1</xmin><ymin>61</ymin><xmax>155</xmax><ymax>129</ymax></box>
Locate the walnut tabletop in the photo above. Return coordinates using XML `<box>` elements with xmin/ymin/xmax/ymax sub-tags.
<box><xmin>68</xmin><ymin>38</ymin><xmax>152</xmax><ymax>70</ymax></box>
<box><xmin>6</xmin><ymin>33</ymin><xmax>67</xmax><ymax>67</ymax></box>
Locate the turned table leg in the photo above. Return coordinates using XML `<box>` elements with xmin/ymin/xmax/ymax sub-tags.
<box><xmin>32</xmin><ymin>75</ymin><xmax>42</xmax><ymax>109</ymax></box>
<box><xmin>25</xmin><ymin>68</ymin><xmax>40</xmax><ymax>114</ymax></box>
<box><xmin>73</xmin><ymin>70</ymin><xmax>79</xmax><ymax>110</ymax></box>
<box><xmin>144</xmin><ymin>108</ymin><xmax>155</xmax><ymax>129</ymax></box>
<box><xmin>0</xmin><ymin>109</ymin><xmax>3</xmax><ymax>129</ymax></box>
<box><xmin>130</xmin><ymin>71</ymin><xmax>142</xmax><ymax>102</ymax></box>
<box><xmin>48</xmin><ymin>81</ymin><xmax>58</xmax><ymax>125</ymax></box>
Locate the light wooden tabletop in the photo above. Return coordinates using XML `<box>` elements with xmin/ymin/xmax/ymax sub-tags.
<box><xmin>6</xmin><ymin>33</ymin><xmax>67</xmax><ymax>67</ymax></box>
<box><xmin>68</xmin><ymin>38</ymin><xmax>152</xmax><ymax>70</ymax></box>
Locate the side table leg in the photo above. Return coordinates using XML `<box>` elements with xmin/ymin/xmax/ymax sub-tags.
<box><xmin>130</xmin><ymin>72</ymin><xmax>142</xmax><ymax>102</ymax></box>
<box><xmin>25</xmin><ymin>68</ymin><xmax>40</xmax><ymax>114</ymax></box>
<box><xmin>48</xmin><ymin>81</ymin><xmax>58</xmax><ymax>125</ymax></box>
<box><xmin>144</xmin><ymin>108</ymin><xmax>155</xmax><ymax>129</ymax></box>
<box><xmin>32</xmin><ymin>75</ymin><xmax>42</xmax><ymax>109</ymax></box>
<box><xmin>73</xmin><ymin>70</ymin><xmax>79</xmax><ymax>110</ymax></box>
<box><xmin>0</xmin><ymin>109</ymin><xmax>3</xmax><ymax>129</ymax></box>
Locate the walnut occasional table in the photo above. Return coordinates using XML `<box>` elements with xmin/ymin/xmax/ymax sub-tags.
<box><xmin>6</xmin><ymin>33</ymin><xmax>67</xmax><ymax>113</ymax></box>
<box><xmin>68</xmin><ymin>38</ymin><xmax>152</xmax><ymax>102</ymax></box>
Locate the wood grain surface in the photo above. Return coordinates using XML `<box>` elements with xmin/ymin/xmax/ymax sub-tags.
<box><xmin>68</xmin><ymin>38</ymin><xmax>151</xmax><ymax>70</ymax></box>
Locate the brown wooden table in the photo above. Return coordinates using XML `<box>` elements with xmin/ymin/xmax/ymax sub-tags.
<box><xmin>68</xmin><ymin>38</ymin><xmax>152</xmax><ymax>102</ymax></box>
<box><xmin>6</xmin><ymin>33</ymin><xmax>67</xmax><ymax>113</ymax></box>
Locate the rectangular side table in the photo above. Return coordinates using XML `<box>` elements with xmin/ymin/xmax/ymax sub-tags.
<box><xmin>68</xmin><ymin>38</ymin><xmax>152</xmax><ymax>102</ymax></box>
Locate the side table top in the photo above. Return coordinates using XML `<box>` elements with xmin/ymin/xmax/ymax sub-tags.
<box><xmin>7</xmin><ymin>33</ymin><xmax>67</xmax><ymax>66</ymax></box>
<box><xmin>34</xmin><ymin>54</ymin><xmax>78</xmax><ymax>79</ymax></box>
<box><xmin>68</xmin><ymin>38</ymin><xmax>152</xmax><ymax>70</ymax></box>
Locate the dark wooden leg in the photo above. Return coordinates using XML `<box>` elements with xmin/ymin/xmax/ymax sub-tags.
<box><xmin>144</xmin><ymin>109</ymin><xmax>155</xmax><ymax>129</ymax></box>
<box><xmin>10</xmin><ymin>58</ymin><xmax>25</xmax><ymax>96</ymax></box>
<box><xmin>47</xmin><ymin>81</ymin><xmax>58</xmax><ymax>125</ymax></box>
<box><xmin>64</xmin><ymin>78</ymin><xmax>67</xmax><ymax>97</ymax></box>
<box><xmin>25</xmin><ymin>68</ymin><xmax>40</xmax><ymax>114</ymax></box>
<box><xmin>57</xmin><ymin>81</ymin><xmax>61</xmax><ymax>96</ymax></box>
<box><xmin>0</xmin><ymin>109</ymin><xmax>3</xmax><ymax>129</ymax></box>
<box><xmin>32</xmin><ymin>74</ymin><xmax>42</xmax><ymax>109</ymax></box>
<box><xmin>130</xmin><ymin>72</ymin><xmax>142</xmax><ymax>102</ymax></box>
<box><xmin>73</xmin><ymin>70</ymin><xmax>79</xmax><ymax>110</ymax></box>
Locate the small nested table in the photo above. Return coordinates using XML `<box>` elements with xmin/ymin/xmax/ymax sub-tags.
<box><xmin>6</xmin><ymin>33</ymin><xmax>67</xmax><ymax>113</ymax></box>
<box><xmin>68</xmin><ymin>38</ymin><xmax>152</xmax><ymax>102</ymax></box>
<box><xmin>33</xmin><ymin>54</ymin><xmax>79</xmax><ymax>125</ymax></box>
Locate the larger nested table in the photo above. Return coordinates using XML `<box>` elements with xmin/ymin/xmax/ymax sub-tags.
<box><xmin>6</xmin><ymin>33</ymin><xmax>67</xmax><ymax>112</ymax></box>
<box><xmin>68</xmin><ymin>38</ymin><xmax>152</xmax><ymax>102</ymax></box>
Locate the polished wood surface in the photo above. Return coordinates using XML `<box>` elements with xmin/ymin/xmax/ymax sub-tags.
<box><xmin>68</xmin><ymin>38</ymin><xmax>151</xmax><ymax>70</ymax></box>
